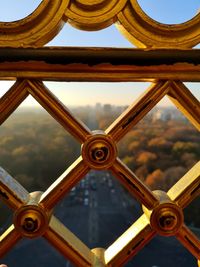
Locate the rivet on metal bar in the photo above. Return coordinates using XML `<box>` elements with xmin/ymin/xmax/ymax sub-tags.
<box><xmin>13</xmin><ymin>191</ymin><xmax>50</xmax><ymax>238</ymax></box>
<box><xmin>81</xmin><ymin>131</ymin><xmax>117</xmax><ymax>170</ymax></box>
<box><xmin>143</xmin><ymin>190</ymin><xmax>184</xmax><ymax>236</ymax></box>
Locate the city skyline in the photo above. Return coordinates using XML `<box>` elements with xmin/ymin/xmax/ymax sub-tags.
<box><xmin>0</xmin><ymin>80</ymin><xmax>199</xmax><ymax>108</ymax></box>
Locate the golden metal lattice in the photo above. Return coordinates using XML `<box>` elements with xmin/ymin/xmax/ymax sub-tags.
<box><xmin>0</xmin><ymin>1</ymin><xmax>200</xmax><ymax>266</ymax></box>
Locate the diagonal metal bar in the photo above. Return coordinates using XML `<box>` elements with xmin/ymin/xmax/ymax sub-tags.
<box><xmin>0</xmin><ymin>167</ymin><xmax>29</xmax><ymax>210</ymax></box>
<box><xmin>105</xmin><ymin>81</ymin><xmax>170</xmax><ymax>142</ymax></box>
<box><xmin>27</xmin><ymin>80</ymin><xmax>92</xmax><ymax>143</ymax></box>
<box><xmin>0</xmin><ymin>225</ymin><xmax>21</xmax><ymax>258</ymax></box>
<box><xmin>110</xmin><ymin>158</ymin><xmax>159</xmax><ymax>210</ymax></box>
<box><xmin>39</xmin><ymin>156</ymin><xmax>90</xmax><ymax>210</ymax></box>
<box><xmin>167</xmin><ymin>161</ymin><xmax>200</xmax><ymax>209</ymax></box>
<box><xmin>44</xmin><ymin>215</ymin><xmax>96</xmax><ymax>267</ymax></box>
<box><xmin>168</xmin><ymin>81</ymin><xmax>200</xmax><ymax>131</ymax></box>
<box><xmin>0</xmin><ymin>80</ymin><xmax>29</xmax><ymax>124</ymax></box>
<box><xmin>105</xmin><ymin>214</ymin><xmax>156</xmax><ymax>266</ymax></box>
<box><xmin>176</xmin><ymin>224</ymin><xmax>200</xmax><ymax>259</ymax></box>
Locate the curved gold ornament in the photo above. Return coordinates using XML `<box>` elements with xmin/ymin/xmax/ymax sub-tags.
<box><xmin>64</xmin><ymin>0</ymin><xmax>127</xmax><ymax>30</ymax></box>
<box><xmin>117</xmin><ymin>0</ymin><xmax>200</xmax><ymax>48</ymax></box>
<box><xmin>0</xmin><ymin>0</ymin><xmax>69</xmax><ymax>47</ymax></box>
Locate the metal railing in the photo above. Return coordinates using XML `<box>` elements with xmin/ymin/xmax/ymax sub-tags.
<box><xmin>0</xmin><ymin>1</ymin><xmax>200</xmax><ymax>266</ymax></box>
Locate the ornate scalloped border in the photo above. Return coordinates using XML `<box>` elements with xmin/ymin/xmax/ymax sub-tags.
<box><xmin>0</xmin><ymin>0</ymin><xmax>199</xmax><ymax>48</ymax></box>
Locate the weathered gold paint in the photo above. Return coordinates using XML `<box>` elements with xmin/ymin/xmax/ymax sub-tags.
<box><xmin>117</xmin><ymin>0</ymin><xmax>200</xmax><ymax>48</ymax></box>
<box><xmin>143</xmin><ymin>191</ymin><xmax>184</xmax><ymax>236</ymax></box>
<box><xmin>0</xmin><ymin>1</ymin><xmax>200</xmax><ymax>266</ymax></box>
<box><xmin>81</xmin><ymin>131</ymin><xmax>117</xmax><ymax>169</ymax></box>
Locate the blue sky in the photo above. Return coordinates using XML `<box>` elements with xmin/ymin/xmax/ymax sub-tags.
<box><xmin>138</xmin><ymin>0</ymin><xmax>200</xmax><ymax>24</ymax></box>
<box><xmin>0</xmin><ymin>1</ymin><xmax>200</xmax><ymax>28</ymax></box>
<box><xmin>0</xmin><ymin>1</ymin><xmax>199</xmax><ymax>107</ymax></box>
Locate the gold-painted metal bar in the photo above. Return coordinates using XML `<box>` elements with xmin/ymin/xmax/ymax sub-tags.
<box><xmin>44</xmin><ymin>215</ymin><xmax>95</xmax><ymax>267</ymax></box>
<box><xmin>40</xmin><ymin>156</ymin><xmax>89</xmax><ymax>210</ymax></box>
<box><xmin>0</xmin><ymin>225</ymin><xmax>21</xmax><ymax>258</ymax></box>
<box><xmin>27</xmin><ymin>80</ymin><xmax>92</xmax><ymax>143</ymax></box>
<box><xmin>0</xmin><ymin>48</ymin><xmax>200</xmax><ymax>82</ymax></box>
<box><xmin>91</xmin><ymin>248</ymin><xmax>106</xmax><ymax>266</ymax></box>
<box><xmin>105</xmin><ymin>214</ymin><xmax>156</xmax><ymax>266</ymax></box>
<box><xmin>176</xmin><ymin>224</ymin><xmax>200</xmax><ymax>259</ymax></box>
<box><xmin>168</xmin><ymin>81</ymin><xmax>200</xmax><ymax>131</ymax></box>
<box><xmin>167</xmin><ymin>161</ymin><xmax>200</xmax><ymax>209</ymax></box>
<box><xmin>0</xmin><ymin>80</ymin><xmax>29</xmax><ymax>124</ymax></box>
<box><xmin>0</xmin><ymin>167</ymin><xmax>29</xmax><ymax>210</ymax></box>
<box><xmin>105</xmin><ymin>81</ymin><xmax>170</xmax><ymax>142</ymax></box>
<box><xmin>110</xmin><ymin>158</ymin><xmax>159</xmax><ymax>209</ymax></box>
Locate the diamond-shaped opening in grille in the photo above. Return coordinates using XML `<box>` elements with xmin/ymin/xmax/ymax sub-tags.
<box><xmin>184</xmin><ymin>83</ymin><xmax>200</xmax><ymax>101</ymax></box>
<box><xmin>117</xmin><ymin>95</ymin><xmax>200</xmax><ymax>192</ymax></box>
<box><xmin>47</xmin><ymin>24</ymin><xmax>133</xmax><ymax>47</ymax></box>
<box><xmin>137</xmin><ymin>0</ymin><xmax>200</xmax><ymax>24</ymax></box>
<box><xmin>54</xmin><ymin>170</ymin><xmax>142</xmax><ymax>248</ymax></box>
<box><xmin>1</xmin><ymin>237</ymin><xmax>67</xmax><ymax>267</ymax></box>
<box><xmin>0</xmin><ymin>201</ymin><xmax>12</xmax><ymax>235</ymax></box>
<box><xmin>0</xmin><ymin>1</ymin><xmax>43</xmax><ymax>22</ymax></box>
<box><xmin>0</xmin><ymin>96</ymin><xmax>80</xmax><ymax>192</ymax></box>
<box><xmin>0</xmin><ymin>80</ymin><xmax>15</xmax><ymax>96</ymax></box>
<box><xmin>124</xmin><ymin>235</ymin><xmax>197</xmax><ymax>267</ymax></box>
<box><xmin>184</xmin><ymin>197</ymin><xmax>200</xmax><ymax>230</ymax></box>
<box><xmin>44</xmin><ymin>81</ymin><xmax>149</xmax><ymax>130</ymax></box>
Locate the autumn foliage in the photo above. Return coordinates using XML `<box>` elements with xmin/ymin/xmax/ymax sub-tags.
<box><xmin>0</xmin><ymin>106</ymin><xmax>199</xmax><ymax>227</ymax></box>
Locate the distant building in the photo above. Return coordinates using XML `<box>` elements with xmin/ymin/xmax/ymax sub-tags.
<box><xmin>103</xmin><ymin>104</ymin><xmax>112</xmax><ymax>114</ymax></box>
<box><xmin>152</xmin><ymin>107</ymin><xmax>186</xmax><ymax>122</ymax></box>
<box><xmin>95</xmin><ymin>102</ymin><xmax>102</xmax><ymax>112</ymax></box>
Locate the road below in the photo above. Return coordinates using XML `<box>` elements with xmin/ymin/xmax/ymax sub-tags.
<box><xmin>2</xmin><ymin>171</ymin><xmax>197</xmax><ymax>267</ymax></box>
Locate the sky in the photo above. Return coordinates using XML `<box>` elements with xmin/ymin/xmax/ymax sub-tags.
<box><xmin>0</xmin><ymin>1</ymin><xmax>199</xmax><ymax>107</ymax></box>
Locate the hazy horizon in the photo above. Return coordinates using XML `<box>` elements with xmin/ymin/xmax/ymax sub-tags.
<box><xmin>0</xmin><ymin>2</ymin><xmax>199</xmax><ymax>108</ymax></box>
<box><xmin>1</xmin><ymin>81</ymin><xmax>199</xmax><ymax>108</ymax></box>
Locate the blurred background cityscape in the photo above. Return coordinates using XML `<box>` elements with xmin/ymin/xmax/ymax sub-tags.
<box><xmin>1</xmin><ymin>103</ymin><xmax>199</xmax><ymax>266</ymax></box>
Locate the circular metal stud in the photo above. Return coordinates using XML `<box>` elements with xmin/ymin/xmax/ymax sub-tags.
<box><xmin>143</xmin><ymin>191</ymin><xmax>184</xmax><ymax>236</ymax></box>
<box><xmin>14</xmin><ymin>205</ymin><xmax>48</xmax><ymax>238</ymax></box>
<box><xmin>81</xmin><ymin>131</ymin><xmax>117</xmax><ymax>169</ymax></box>
<box><xmin>153</xmin><ymin>205</ymin><xmax>183</xmax><ymax>236</ymax></box>
<box><xmin>14</xmin><ymin>192</ymin><xmax>49</xmax><ymax>238</ymax></box>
